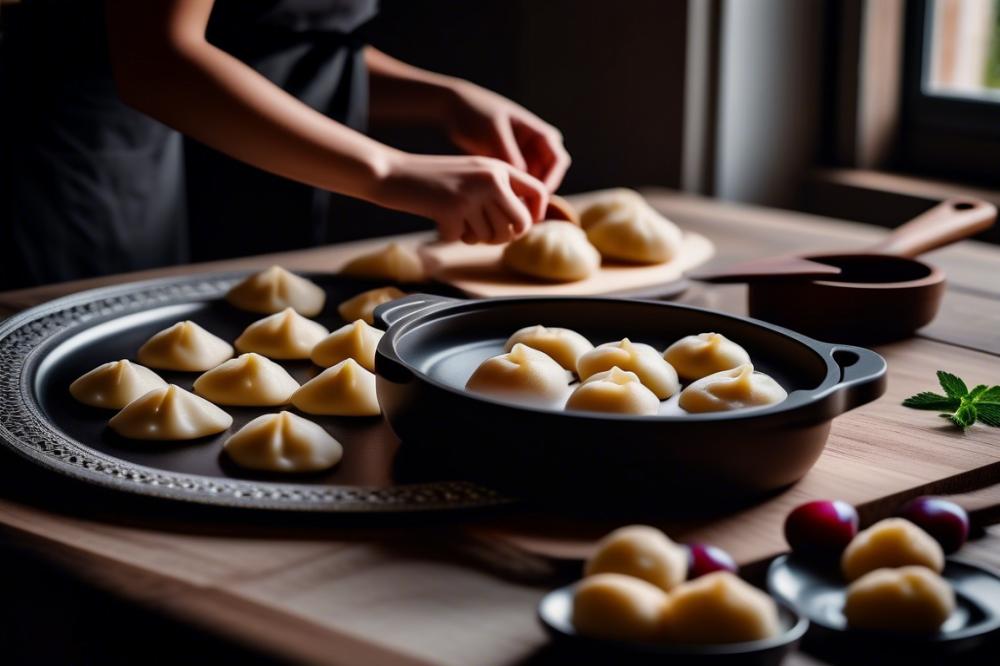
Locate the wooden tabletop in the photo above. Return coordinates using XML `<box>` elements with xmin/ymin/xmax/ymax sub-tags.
<box><xmin>1</xmin><ymin>188</ymin><xmax>998</xmax><ymax>665</ymax></box>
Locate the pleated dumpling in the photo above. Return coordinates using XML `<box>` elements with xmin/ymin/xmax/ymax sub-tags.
<box><xmin>663</xmin><ymin>332</ymin><xmax>752</xmax><ymax>381</ymax></box>
<box><xmin>465</xmin><ymin>343</ymin><xmax>570</xmax><ymax>407</ymax></box>
<box><xmin>137</xmin><ymin>321</ymin><xmax>234</xmax><ymax>372</ymax></box>
<box><xmin>291</xmin><ymin>358</ymin><xmax>380</xmax><ymax>416</ymax></box>
<box><xmin>311</xmin><ymin>319</ymin><xmax>384</xmax><ymax>371</ymax></box>
<box><xmin>224</xmin><ymin>411</ymin><xmax>343</xmax><ymax>472</ymax></box>
<box><xmin>566</xmin><ymin>367</ymin><xmax>660</xmax><ymax>415</ymax></box>
<box><xmin>501</xmin><ymin>221</ymin><xmax>601</xmax><ymax>282</ymax></box>
<box><xmin>580</xmin><ymin>189</ymin><xmax>682</xmax><ymax>264</ymax></box>
<box><xmin>193</xmin><ymin>353</ymin><xmax>300</xmax><ymax>406</ymax></box>
<box><xmin>577</xmin><ymin>339</ymin><xmax>680</xmax><ymax>399</ymax></box>
<box><xmin>235</xmin><ymin>308</ymin><xmax>329</xmax><ymax>360</ymax></box>
<box><xmin>109</xmin><ymin>384</ymin><xmax>232</xmax><ymax>440</ymax></box>
<box><xmin>337</xmin><ymin>287</ymin><xmax>407</xmax><ymax>325</ymax></box>
<box><xmin>69</xmin><ymin>359</ymin><xmax>167</xmax><ymax>409</ymax></box>
<box><xmin>340</xmin><ymin>242</ymin><xmax>425</xmax><ymax>282</ymax></box>
<box><xmin>678</xmin><ymin>364</ymin><xmax>787</xmax><ymax>413</ymax></box>
<box><xmin>226</xmin><ymin>265</ymin><xmax>326</xmax><ymax>317</ymax></box>
<box><xmin>504</xmin><ymin>325</ymin><xmax>593</xmax><ymax>372</ymax></box>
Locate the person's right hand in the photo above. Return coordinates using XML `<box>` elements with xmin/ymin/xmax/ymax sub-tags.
<box><xmin>375</xmin><ymin>153</ymin><xmax>548</xmax><ymax>244</ymax></box>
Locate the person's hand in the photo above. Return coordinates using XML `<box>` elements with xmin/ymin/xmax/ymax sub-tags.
<box><xmin>375</xmin><ymin>152</ymin><xmax>548</xmax><ymax>244</ymax></box>
<box><xmin>444</xmin><ymin>81</ymin><xmax>571</xmax><ymax>193</ymax></box>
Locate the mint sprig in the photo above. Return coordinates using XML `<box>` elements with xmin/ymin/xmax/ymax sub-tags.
<box><xmin>903</xmin><ymin>371</ymin><xmax>1000</xmax><ymax>429</ymax></box>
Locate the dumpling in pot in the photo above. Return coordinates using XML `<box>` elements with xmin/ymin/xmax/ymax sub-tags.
<box><xmin>577</xmin><ymin>339</ymin><xmax>680</xmax><ymax>399</ymax></box>
<box><xmin>678</xmin><ymin>364</ymin><xmax>787</xmax><ymax>413</ymax></box>
<box><xmin>109</xmin><ymin>384</ymin><xmax>232</xmax><ymax>440</ymax></box>
<box><xmin>70</xmin><ymin>359</ymin><xmax>167</xmax><ymax>409</ymax></box>
<box><xmin>504</xmin><ymin>325</ymin><xmax>593</xmax><ymax>372</ymax></box>
<box><xmin>226</xmin><ymin>265</ymin><xmax>326</xmax><ymax>317</ymax></box>
<box><xmin>465</xmin><ymin>343</ymin><xmax>569</xmax><ymax>407</ymax></box>
<box><xmin>224</xmin><ymin>411</ymin><xmax>343</xmax><ymax>472</ymax></box>
<box><xmin>566</xmin><ymin>367</ymin><xmax>660</xmax><ymax>415</ymax></box>
<box><xmin>580</xmin><ymin>189</ymin><xmax>682</xmax><ymax>264</ymax></box>
<box><xmin>663</xmin><ymin>332</ymin><xmax>752</xmax><ymax>381</ymax></box>
<box><xmin>501</xmin><ymin>221</ymin><xmax>601</xmax><ymax>282</ymax></box>
<box><xmin>311</xmin><ymin>319</ymin><xmax>384</xmax><ymax>371</ymax></box>
<box><xmin>337</xmin><ymin>287</ymin><xmax>407</xmax><ymax>325</ymax></box>
<box><xmin>340</xmin><ymin>242</ymin><xmax>425</xmax><ymax>282</ymax></box>
<box><xmin>291</xmin><ymin>358</ymin><xmax>380</xmax><ymax>416</ymax></box>
<box><xmin>193</xmin><ymin>353</ymin><xmax>300</xmax><ymax>406</ymax></box>
<box><xmin>137</xmin><ymin>320</ymin><xmax>234</xmax><ymax>372</ymax></box>
<box><xmin>234</xmin><ymin>308</ymin><xmax>329</xmax><ymax>360</ymax></box>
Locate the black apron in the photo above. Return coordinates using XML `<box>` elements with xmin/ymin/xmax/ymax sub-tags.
<box><xmin>0</xmin><ymin>0</ymin><xmax>376</xmax><ymax>289</ymax></box>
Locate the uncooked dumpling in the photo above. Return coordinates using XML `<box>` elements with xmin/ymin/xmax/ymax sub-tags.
<box><xmin>137</xmin><ymin>320</ymin><xmax>234</xmax><ymax>372</ymax></box>
<box><xmin>193</xmin><ymin>353</ymin><xmax>300</xmax><ymax>406</ymax></box>
<box><xmin>580</xmin><ymin>189</ymin><xmax>682</xmax><ymax>264</ymax></box>
<box><xmin>337</xmin><ymin>287</ymin><xmax>407</xmax><ymax>325</ymax></box>
<box><xmin>567</xmin><ymin>367</ymin><xmax>660</xmax><ymax>415</ymax></box>
<box><xmin>659</xmin><ymin>572</ymin><xmax>780</xmax><ymax>644</ymax></box>
<box><xmin>577</xmin><ymin>339</ymin><xmax>680</xmax><ymax>399</ymax></box>
<box><xmin>585</xmin><ymin>525</ymin><xmax>688</xmax><ymax>592</ymax></box>
<box><xmin>311</xmin><ymin>319</ymin><xmax>384</xmax><ymax>371</ymax></box>
<box><xmin>224</xmin><ymin>411</ymin><xmax>343</xmax><ymax>472</ymax></box>
<box><xmin>290</xmin><ymin>358</ymin><xmax>380</xmax><ymax>416</ymax></box>
<box><xmin>226</xmin><ymin>265</ymin><xmax>326</xmax><ymax>317</ymax></box>
<box><xmin>340</xmin><ymin>242</ymin><xmax>425</xmax><ymax>282</ymax></box>
<box><xmin>841</xmin><ymin>518</ymin><xmax>945</xmax><ymax>582</ymax></box>
<box><xmin>843</xmin><ymin>566</ymin><xmax>954</xmax><ymax>632</ymax></box>
<box><xmin>663</xmin><ymin>332</ymin><xmax>752</xmax><ymax>381</ymax></box>
<box><xmin>69</xmin><ymin>360</ymin><xmax>167</xmax><ymax>409</ymax></box>
<box><xmin>465</xmin><ymin>343</ymin><xmax>570</xmax><ymax>407</ymax></box>
<box><xmin>234</xmin><ymin>308</ymin><xmax>329</xmax><ymax>360</ymax></box>
<box><xmin>501</xmin><ymin>221</ymin><xmax>601</xmax><ymax>282</ymax></box>
<box><xmin>573</xmin><ymin>573</ymin><xmax>669</xmax><ymax>643</ymax></box>
<box><xmin>504</xmin><ymin>325</ymin><xmax>593</xmax><ymax>372</ymax></box>
<box><xmin>109</xmin><ymin>384</ymin><xmax>232</xmax><ymax>440</ymax></box>
<box><xmin>678</xmin><ymin>364</ymin><xmax>787</xmax><ymax>413</ymax></box>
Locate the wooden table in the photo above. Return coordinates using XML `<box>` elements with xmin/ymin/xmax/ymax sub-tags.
<box><xmin>1</xmin><ymin>189</ymin><xmax>998</xmax><ymax>665</ymax></box>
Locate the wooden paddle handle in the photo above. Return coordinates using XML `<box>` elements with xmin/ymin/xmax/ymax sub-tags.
<box><xmin>866</xmin><ymin>198</ymin><xmax>997</xmax><ymax>258</ymax></box>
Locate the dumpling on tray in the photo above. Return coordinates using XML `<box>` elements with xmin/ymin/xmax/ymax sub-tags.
<box><xmin>137</xmin><ymin>320</ymin><xmax>234</xmax><ymax>372</ymax></box>
<box><xmin>311</xmin><ymin>319</ymin><xmax>384</xmax><ymax>371</ymax></box>
<box><xmin>291</xmin><ymin>358</ymin><xmax>380</xmax><ymax>416</ymax></box>
<box><xmin>501</xmin><ymin>221</ymin><xmax>601</xmax><ymax>282</ymax></box>
<box><xmin>337</xmin><ymin>287</ymin><xmax>407</xmax><ymax>325</ymax></box>
<box><xmin>580</xmin><ymin>189</ymin><xmax>682</xmax><ymax>264</ymax></box>
<box><xmin>566</xmin><ymin>367</ymin><xmax>660</xmax><ymax>415</ymax></box>
<box><xmin>504</xmin><ymin>325</ymin><xmax>593</xmax><ymax>373</ymax></box>
<box><xmin>465</xmin><ymin>343</ymin><xmax>570</xmax><ymax>408</ymax></box>
<box><xmin>678</xmin><ymin>364</ymin><xmax>787</xmax><ymax>413</ymax></box>
<box><xmin>663</xmin><ymin>332</ymin><xmax>751</xmax><ymax>381</ymax></box>
<box><xmin>109</xmin><ymin>384</ymin><xmax>232</xmax><ymax>440</ymax></box>
<box><xmin>69</xmin><ymin>359</ymin><xmax>166</xmax><ymax>409</ymax></box>
<box><xmin>577</xmin><ymin>339</ymin><xmax>680</xmax><ymax>400</ymax></box>
<box><xmin>339</xmin><ymin>242</ymin><xmax>425</xmax><ymax>283</ymax></box>
<box><xmin>193</xmin><ymin>353</ymin><xmax>300</xmax><ymax>406</ymax></box>
<box><xmin>226</xmin><ymin>265</ymin><xmax>326</xmax><ymax>317</ymax></box>
<box><xmin>235</xmin><ymin>308</ymin><xmax>329</xmax><ymax>360</ymax></box>
<box><xmin>224</xmin><ymin>411</ymin><xmax>343</xmax><ymax>472</ymax></box>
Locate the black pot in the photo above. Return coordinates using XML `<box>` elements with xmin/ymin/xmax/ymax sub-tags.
<box><xmin>374</xmin><ymin>294</ymin><xmax>886</xmax><ymax>506</ymax></box>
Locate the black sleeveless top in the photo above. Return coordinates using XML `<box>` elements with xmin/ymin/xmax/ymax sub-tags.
<box><xmin>0</xmin><ymin>0</ymin><xmax>377</xmax><ymax>289</ymax></box>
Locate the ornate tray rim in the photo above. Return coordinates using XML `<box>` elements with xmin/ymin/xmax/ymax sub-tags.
<box><xmin>0</xmin><ymin>271</ymin><xmax>509</xmax><ymax>513</ymax></box>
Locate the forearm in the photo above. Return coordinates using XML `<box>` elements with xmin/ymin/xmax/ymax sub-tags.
<box><xmin>366</xmin><ymin>47</ymin><xmax>461</xmax><ymax>127</ymax></box>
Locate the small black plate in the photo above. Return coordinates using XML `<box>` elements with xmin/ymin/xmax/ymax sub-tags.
<box><xmin>537</xmin><ymin>583</ymin><xmax>808</xmax><ymax>665</ymax></box>
<box><xmin>767</xmin><ymin>554</ymin><xmax>1000</xmax><ymax>656</ymax></box>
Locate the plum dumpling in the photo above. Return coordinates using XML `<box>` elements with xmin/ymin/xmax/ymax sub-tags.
<box><xmin>339</xmin><ymin>242</ymin><xmax>425</xmax><ymax>282</ymax></box>
<box><xmin>465</xmin><ymin>343</ymin><xmax>570</xmax><ymax>408</ymax></box>
<box><xmin>337</xmin><ymin>287</ymin><xmax>407</xmax><ymax>325</ymax></box>
<box><xmin>678</xmin><ymin>364</ymin><xmax>786</xmax><ymax>413</ymax></box>
<box><xmin>663</xmin><ymin>332</ymin><xmax>751</xmax><ymax>381</ymax></box>
<box><xmin>580</xmin><ymin>189</ymin><xmax>683</xmax><ymax>264</ymax></box>
<box><xmin>504</xmin><ymin>325</ymin><xmax>593</xmax><ymax>373</ymax></box>
<box><xmin>109</xmin><ymin>384</ymin><xmax>232</xmax><ymax>440</ymax></box>
<box><xmin>235</xmin><ymin>308</ymin><xmax>329</xmax><ymax>360</ymax></box>
<box><xmin>659</xmin><ymin>572</ymin><xmax>780</xmax><ymax>644</ymax></box>
<box><xmin>69</xmin><ymin>359</ymin><xmax>166</xmax><ymax>409</ymax></box>
<box><xmin>137</xmin><ymin>321</ymin><xmax>234</xmax><ymax>372</ymax></box>
<box><xmin>841</xmin><ymin>518</ymin><xmax>945</xmax><ymax>582</ymax></box>
<box><xmin>193</xmin><ymin>353</ymin><xmax>300</xmax><ymax>406</ymax></box>
<box><xmin>226</xmin><ymin>265</ymin><xmax>326</xmax><ymax>317</ymax></box>
<box><xmin>224</xmin><ymin>411</ymin><xmax>343</xmax><ymax>472</ymax></box>
<box><xmin>843</xmin><ymin>566</ymin><xmax>954</xmax><ymax>632</ymax></box>
<box><xmin>291</xmin><ymin>358</ymin><xmax>380</xmax><ymax>416</ymax></box>
<box><xmin>576</xmin><ymin>339</ymin><xmax>679</xmax><ymax>400</ymax></box>
<box><xmin>501</xmin><ymin>221</ymin><xmax>601</xmax><ymax>282</ymax></box>
<box><xmin>310</xmin><ymin>319</ymin><xmax>384</xmax><ymax>371</ymax></box>
<box><xmin>566</xmin><ymin>368</ymin><xmax>660</xmax><ymax>416</ymax></box>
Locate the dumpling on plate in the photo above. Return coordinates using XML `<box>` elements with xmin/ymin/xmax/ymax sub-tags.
<box><xmin>501</xmin><ymin>221</ymin><xmax>601</xmax><ymax>282</ymax></box>
<box><xmin>137</xmin><ymin>320</ymin><xmax>234</xmax><ymax>372</ymax></box>
<box><xmin>69</xmin><ymin>359</ymin><xmax>166</xmax><ymax>409</ymax></box>
<box><xmin>663</xmin><ymin>332</ymin><xmax>752</xmax><ymax>381</ymax></box>
<box><xmin>504</xmin><ymin>325</ymin><xmax>593</xmax><ymax>372</ymax></box>
<box><xmin>311</xmin><ymin>319</ymin><xmax>384</xmax><ymax>371</ymax></box>
<box><xmin>234</xmin><ymin>308</ymin><xmax>329</xmax><ymax>360</ymax></box>
<box><xmin>226</xmin><ymin>265</ymin><xmax>326</xmax><ymax>317</ymax></box>
<box><xmin>109</xmin><ymin>384</ymin><xmax>232</xmax><ymax>440</ymax></box>
<box><xmin>339</xmin><ymin>242</ymin><xmax>425</xmax><ymax>282</ymax></box>
<box><xmin>291</xmin><ymin>358</ymin><xmax>380</xmax><ymax>416</ymax></box>
<box><xmin>193</xmin><ymin>353</ymin><xmax>300</xmax><ymax>406</ymax></box>
<box><xmin>566</xmin><ymin>367</ymin><xmax>660</xmax><ymax>416</ymax></box>
<box><xmin>659</xmin><ymin>572</ymin><xmax>780</xmax><ymax>644</ymax></box>
<box><xmin>465</xmin><ymin>343</ymin><xmax>570</xmax><ymax>407</ymax></box>
<box><xmin>678</xmin><ymin>364</ymin><xmax>787</xmax><ymax>413</ymax></box>
<box><xmin>224</xmin><ymin>411</ymin><xmax>343</xmax><ymax>472</ymax></box>
<box><xmin>580</xmin><ymin>189</ymin><xmax>682</xmax><ymax>264</ymax></box>
<box><xmin>337</xmin><ymin>287</ymin><xmax>407</xmax><ymax>325</ymax></box>
<box><xmin>577</xmin><ymin>339</ymin><xmax>680</xmax><ymax>400</ymax></box>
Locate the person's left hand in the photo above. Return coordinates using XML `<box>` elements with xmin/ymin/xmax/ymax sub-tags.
<box><xmin>445</xmin><ymin>81</ymin><xmax>571</xmax><ymax>193</ymax></box>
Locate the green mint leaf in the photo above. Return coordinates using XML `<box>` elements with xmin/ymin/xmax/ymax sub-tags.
<box><xmin>951</xmin><ymin>402</ymin><xmax>978</xmax><ymax>428</ymax></box>
<box><xmin>973</xmin><ymin>385</ymin><xmax>1000</xmax><ymax>405</ymax></box>
<box><xmin>937</xmin><ymin>371</ymin><xmax>969</xmax><ymax>399</ymax></box>
<box><xmin>968</xmin><ymin>385</ymin><xmax>989</xmax><ymax>401</ymax></box>
<box><xmin>977</xmin><ymin>404</ymin><xmax>1000</xmax><ymax>427</ymax></box>
<box><xmin>902</xmin><ymin>392</ymin><xmax>961</xmax><ymax>411</ymax></box>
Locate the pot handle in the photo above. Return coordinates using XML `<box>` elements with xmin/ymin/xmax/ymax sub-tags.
<box><xmin>865</xmin><ymin>198</ymin><xmax>997</xmax><ymax>258</ymax></box>
<box><xmin>373</xmin><ymin>293</ymin><xmax>461</xmax><ymax>329</ymax></box>
<box><xmin>825</xmin><ymin>344</ymin><xmax>888</xmax><ymax>412</ymax></box>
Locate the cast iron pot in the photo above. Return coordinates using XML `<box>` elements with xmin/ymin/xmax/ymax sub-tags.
<box><xmin>373</xmin><ymin>294</ymin><xmax>887</xmax><ymax>506</ymax></box>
